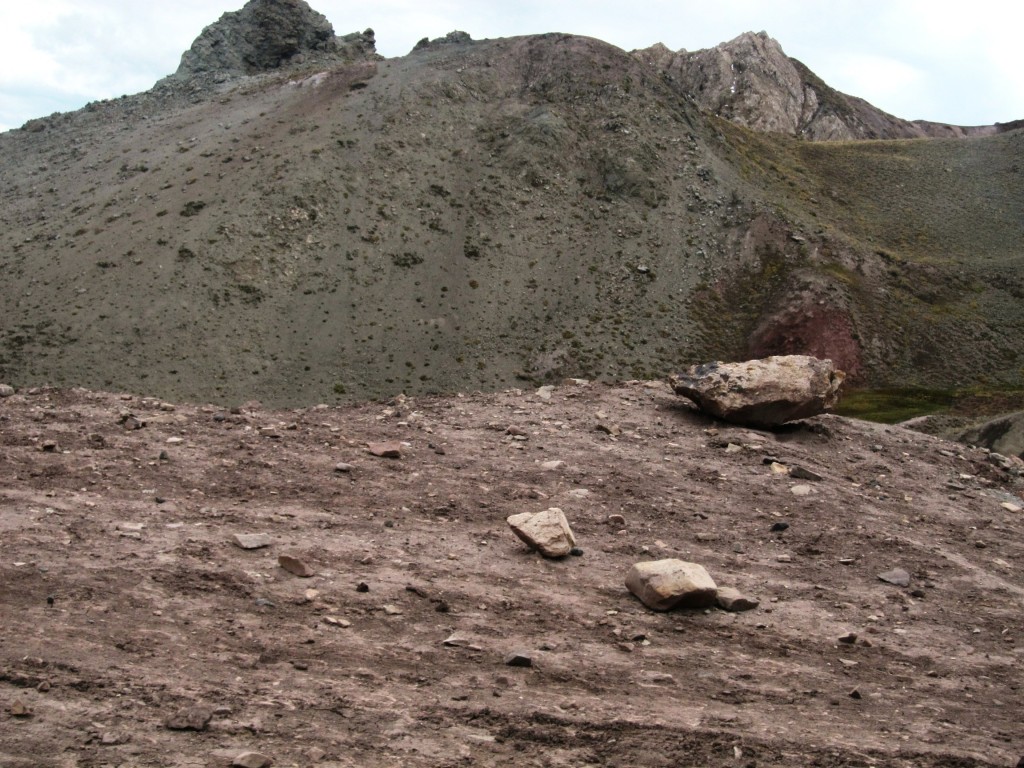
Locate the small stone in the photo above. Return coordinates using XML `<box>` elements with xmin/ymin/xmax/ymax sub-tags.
<box><xmin>164</xmin><ymin>705</ymin><xmax>213</xmax><ymax>731</ymax></box>
<box><xmin>504</xmin><ymin>651</ymin><xmax>533</xmax><ymax>668</ymax></box>
<box><xmin>838</xmin><ymin>632</ymin><xmax>858</xmax><ymax>644</ymax></box>
<box><xmin>443</xmin><ymin>632</ymin><xmax>472</xmax><ymax>647</ymax></box>
<box><xmin>36</xmin><ymin>680</ymin><xmax>51</xmax><ymax>692</ymax></box>
<box><xmin>878</xmin><ymin>568</ymin><xmax>911</xmax><ymax>587</ymax></box>
<box><xmin>40</xmin><ymin>440</ymin><xmax>58</xmax><ymax>453</ymax></box>
<box><xmin>541</xmin><ymin>460</ymin><xmax>564</xmax><ymax>471</ymax></box>
<box><xmin>776</xmin><ymin>554</ymin><xmax>792</xmax><ymax>563</ymax></box>
<box><xmin>233</xmin><ymin>533</ymin><xmax>271</xmax><ymax>550</ymax></box>
<box><xmin>0</xmin><ymin>384</ymin><xmax>15</xmax><ymax>397</ymax></box>
<box><xmin>595</xmin><ymin>423</ymin><xmax>622</xmax><ymax>436</ymax></box>
<box><xmin>506</xmin><ymin>425</ymin><xmax>529</xmax><ymax>437</ymax></box>
<box><xmin>10</xmin><ymin>699</ymin><xmax>32</xmax><ymax>717</ymax></box>
<box><xmin>625</xmin><ymin>559</ymin><xmax>717</xmax><ymax>611</ymax></box>
<box><xmin>769</xmin><ymin>462</ymin><xmax>790</xmax><ymax>474</ymax></box>
<box><xmin>356</xmin><ymin>582</ymin><xmax>370</xmax><ymax>592</ymax></box>
<box><xmin>382</xmin><ymin>604</ymin><xmax>403</xmax><ymax>615</ymax></box>
<box><xmin>323</xmin><ymin>616</ymin><xmax>351</xmax><ymax>628</ymax></box>
<box><xmin>278</xmin><ymin>554</ymin><xmax>315</xmax><ymax>578</ymax></box>
<box><xmin>506</xmin><ymin>508</ymin><xmax>577</xmax><ymax>558</ymax></box>
<box><xmin>569</xmin><ymin>547</ymin><xmax>584</xmax><ymax>557</ymax></box>
<box><xmin>232</xmin><ymin>752</ymin><xmax>273</xmax><ymax>768</ymax></box>
<box><xmin>535</xmin><ymin>385</ymin><xmax>554</xmax><ymax>400</ymax></box>
<box><xmin>849</xmin><ymin>688</ymin><xmax>862</xmax><ymax>700</ymax></box>
<box><xmin>770</xmin><ymin>521</ymin><xmax>790</xmax><ymax>532</ymax></box>
<box><xmin>1000</xmin><ymin>502</ymin><xmax>1022</xmax><ymax>513</ymax></box>
<box><xmin>367</xmin><ymin>441</ymin><xmax>402</xmax><ymax>458</ymax></box>
<box><xmin>166</xmin><ymin>436</ymin><xmax>184</xmax><ymax>444</ymax></box>
<box><xmin>334</xmin><ymin>462</ymin><xmax>355</xmax><ymax>473</ymax></box>
<box><xmin>607</xmin><ymin>514</ymin><xmax>626</xmax><ymax>527</ymax></box>
<box><xmin>724</xmin><ymin>443</ymin><xmax>743</xmax><ymax>454</ymax></box>
<box><xmin>715</xmin><ymin>587</ymin><xmax>759</xmax><ymax>612</ymax></box>
<box><xmin>790</xmin><ymin>484</ymin><xmax>813</xmax><ymax>496</ymax></box>
<box><xmin>790</xmin><ymin>465</ymin><xmax>823</xmax><ymax>481</ymax></box>
<box><xmin>307</xmin><ymin>747</ymin><xmax>327</xmax><ymax>762</ymax></box>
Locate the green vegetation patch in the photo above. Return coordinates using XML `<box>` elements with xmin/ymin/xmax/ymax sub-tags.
<box><xmin>835</xmin><ymin>388</ymin><xmax>956</xmax><ymax>424</ymax></box>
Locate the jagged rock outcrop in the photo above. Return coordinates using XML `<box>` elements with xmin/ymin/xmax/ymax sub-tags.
<box><xmin>635</xmin><ymin>32</ymin><xmax>1018</xmax><ymax>140</ymax></box>
<box><xmin>170</xmin><ymin>0</ymin><xmax>375</xmax><ymax>81</ymax></box>
<box><xmin>958</xmin><ymin>411</ymin><xmax>1024</xmax><ymax>459</ymax></box>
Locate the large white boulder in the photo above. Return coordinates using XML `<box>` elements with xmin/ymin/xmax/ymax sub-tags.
<box><xmin>669</xmin><ymin>355</ymin><xmax>844</xmax><ymax>428</ymax></box>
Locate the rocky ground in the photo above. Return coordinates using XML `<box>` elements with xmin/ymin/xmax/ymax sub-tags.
<box><xmin>2</xmin><ymin>381</ymin><xmax>1023</xmax><ymax>767</ymax></box>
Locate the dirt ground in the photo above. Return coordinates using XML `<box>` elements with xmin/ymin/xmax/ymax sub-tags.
<box><xmin>1</xmin><ymin>381</ymin><xmax>1023</xmax><ymax>767</ymax></box>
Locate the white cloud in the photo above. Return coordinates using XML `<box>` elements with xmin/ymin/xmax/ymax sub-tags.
<box><xmin>1</xmin><ymin>0</ymin><xmax>1021</xmax><ymax>132</ymax></box>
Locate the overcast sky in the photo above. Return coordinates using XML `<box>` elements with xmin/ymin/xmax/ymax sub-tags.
<box><xmin>2</xmin><ymin>1</ymin><xmax>1021</xmax><ymax>133</ymax></box>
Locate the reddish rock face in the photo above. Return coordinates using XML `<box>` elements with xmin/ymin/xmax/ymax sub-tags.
<box><xmin>748</xmin><ymin>303</ymin><xmax>863</xmax><ymax>381</ymax></box>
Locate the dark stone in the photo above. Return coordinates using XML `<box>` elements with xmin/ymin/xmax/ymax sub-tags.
<box><xmin>770</xmin><ymin>522</ymin><xmax>790</xmax><ymax>532</ymax></box>
<box><xmin>504</xmin><ymin>651</ymin><xmax>533</xmax><ymax>668</ymax></box>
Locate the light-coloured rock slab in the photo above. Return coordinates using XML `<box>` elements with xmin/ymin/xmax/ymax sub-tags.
<box><xmin>625</xmin><ymin>559</ymin><xmax>717</xmax><ymax>611</ymax></box>
<box><xmin>668</xmin><ymin>355</ymin><xmax>845</xmax><ymax>428</ymax></box>
<box><xmin>506</xmin><ymin>508</ymin><xmax>576</xmax><ymax>558</ymax></box>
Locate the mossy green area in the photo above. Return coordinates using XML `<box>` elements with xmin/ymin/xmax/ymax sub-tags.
<box><xmin>837</xmin><ymin>387</ymin><xmax>1024</xmax><ymax>424</ymax></box>
<box><xmin>834</xmin><ymin>388</ymin><xmax>957</xmax><ymax>423</ymax></box>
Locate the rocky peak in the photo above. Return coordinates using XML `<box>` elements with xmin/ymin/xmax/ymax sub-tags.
<box><xmin>635</xmin><ymin>31</ymin><xmax>1011</xmax><ymax>140</ymax></box>
<box><xmin>171</xmin><ymin>0</ymin><xmax>375</xmax><ymax>80</ymax></box>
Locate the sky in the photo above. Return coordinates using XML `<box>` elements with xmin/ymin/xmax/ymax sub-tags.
<box><xmin>1</xmin><ymin>1</ymin><xmax>1022</xmax><ymax>133</ymax></box>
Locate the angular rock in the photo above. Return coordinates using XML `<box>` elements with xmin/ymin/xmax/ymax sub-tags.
<box><xmin>506</xmin><ymin>508</ymin><xmax>576</xmax><ymax>558</ymax></box>
<box><xmin>625</xmin><ymin>559</ymin><xmax>717</xmax><ymax>611</ymax></box>
<box><xmin>0</xmin><ymin>384</ymin><xmax>14</xmax><ymax>397</ymax></box>
<box><xmin>878</xmin><ymin>568</ymin><xmax>911</xmax><ymax>587</ymax></box>
<box><xmin>504</xmin><ymin>651</ymin><xmax>533</xmax><ymax>668</ymax></box>
<box><xmin>366</xmin><ymin>441</ymin><xmax>402</xmax><ymax>458</ymax></box>
<box><xmin>232</xmin><ymin>752</ymin><xmax>273</xmax><ymax>768</ymax></box>
<box><xmin>790</xmin><ymin>465</ymin><xmax>823</xmax><ymax>481</ymax></box>
<box><xmin>668</xmin><ymin>355</ymin><xmax>845</xmax><ymax>428</ymax></box>
<box><xmin>164</xmin><ymin>705</ymin><xmax>213</xmax><ymax>731</ymax></box>
<box><xmin>715</xmin><ymin>586</ymin><xmax>759</xmax><ymax>612</ymax></box>
<box><xmin>278</xmin><ymin>554</ymin><xmax>315</xmax><ymax>577</ymax></box>
<box><xmin>233</xmin><ymin>533</ymin><xmax>272</xmax><ymax>550</ymax></box>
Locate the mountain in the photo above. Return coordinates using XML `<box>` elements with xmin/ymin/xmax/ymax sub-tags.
<box><xmin>635</xmin><ymin>31</ymin><xmax>1024</xmax><ymax>140</ymax></box>
<box><xmin>1</xmin><ymin>0</ymin><xmax>1022</xmax><ymax>407</ymax></box>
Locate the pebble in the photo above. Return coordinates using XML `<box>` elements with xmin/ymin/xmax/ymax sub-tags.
<box><xmin>504</xmin><ymin>651</ymin><xmax>533</xmax><ymax>668</ymax></box>
<box><xmin>769</xmin><ymin>462</ymin><xmax>789</xmax><ymax>474</ymax></box>
<box><xmin>10</xmin><ymin>699</ymin><xmax>32</xmax><ymax>718</ymax></box>
<box><xmin>334</xmin><ymin>462</ymin><xmax>355</xmax><ymax>473</ymax></box>
<box><xmin>233</xmin><ymin>533</ymin><xmax>272</xmax><ymax>550</ymax></box>
<box><xmin>1001</xmin><ymin>502</ymin><xmax>1022</xmax><ymax>513</ymax></box>
<box><xmin>878</xmin><ymin>568</ymin><xmax>911</xmax><ymax>587</ymax></box>
<box><xmin>232</xmin><ymin>752</ymin><xmax>273</xmax><ymax>768</ymax></box>
<box><xmin>607</xmin><ymin>514</ymin><xmax>626</xmax><ymax>527</ymax></box>
<box><xmin>789</xmin><ymin>484</ymin><xmax>813</xmax><ymax>496</ymax></box>
<box><xmin>770</xmin><ymin>521</ymin><xmax>790</xmax><ymax>532</ymax></box>
<box><xmin>838</xmin><ymin>632</ymin><xmax>858</xmax><ymax>644</ymax></box>
<box><xmin>323</xmin><ymin>616</ymin><xmax>351</xmax><ymax>628</ymax></box>
<box><xmin>278</xmin><ymin>554</ymin><xmax>315</xmax><ymax>578</ymax></box>
<box><xmin>541</xmin><ymin>460</ymin><xmax>564</xmax><ymax>471</ymax></box>
<box><xmin>382</xmin><ymin>604</ymin><xmax>403</xmax><ymax>615</ymax></box>
<box><xmin>715</xmin><ymin>587</ymin><xmax>759</xmax><ymax>612</ymax></box>
<box><xmin>366</xmin><ymin>441</ymin><xmax>403</xmax><ymax>458</ymax></box>
<box><xmin>776</xmin><ymin>554</ymin><xmax>792</xmax><ymax>563</ymax></box>
<box><xmin>790</xmin><ymin>466</ymin><xmax>823</xmax><ymax>481</ymax></box>
<box><xmin>166</xmin><ymin>436</ymin><xmax>185</xmax><ymax>444</ymax></box>
<box><xmin>0</xmin><ymin>384</ymin><xmax>15</xmax><ymax>397</ymax></box>
<box><xmin>164</xmin><ymin>706</ymin><xmax>213</xmax><ymax>731</ymax></box>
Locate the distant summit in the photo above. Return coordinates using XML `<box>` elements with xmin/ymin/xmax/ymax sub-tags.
<box><xmin>169</xmin><ymin>0</ymin><xmax>376</xmax><ymax>81</ymax></box>
<box><xmin>636</xmin><ymin>31</ymin><xmax>1018</xmax><ymax>140</ymax></box>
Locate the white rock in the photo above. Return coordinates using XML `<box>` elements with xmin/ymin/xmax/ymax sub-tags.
<box><xmin>668</xmin><ymin>355</ymin><xmax>845</xmax><ymax>428</ymax></box>
<box><xmin>625</xmin><ymin>559</ymin><xmax>717</xmax><ymax>611</ymax></box>
<box><xmin>506</xmin><ymin>508</ymin><xmax>576</xmax><ymax>558</ymax></box>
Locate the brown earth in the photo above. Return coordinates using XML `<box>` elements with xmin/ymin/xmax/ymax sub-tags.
<box><xmin>2</xmin><ymin>382</ymin><xmax>1023</xmax><ymax>767</ymax></box>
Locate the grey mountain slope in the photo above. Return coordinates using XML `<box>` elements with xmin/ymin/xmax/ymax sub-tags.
<box><xmin>1</xmin><ymin>12</ymin><xmax>1023</xmax><ymax>406</ymax></box>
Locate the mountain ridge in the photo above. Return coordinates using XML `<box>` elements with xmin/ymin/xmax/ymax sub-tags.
<box><xmin>1</xmin><ymin>2</ymin><xmax>1022</xmax><ymax>407</ymax></box>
